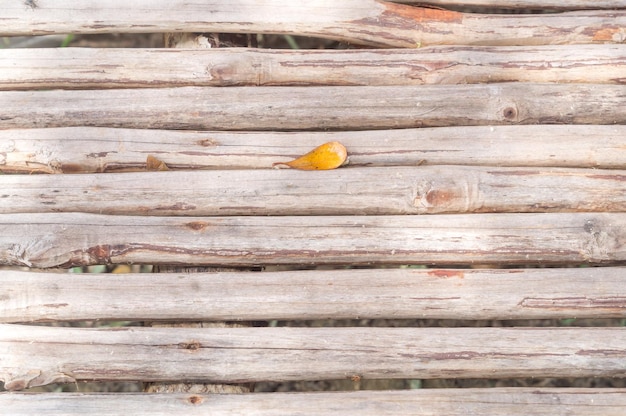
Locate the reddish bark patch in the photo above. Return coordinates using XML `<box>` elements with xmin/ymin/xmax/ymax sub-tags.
<box><xmin>425</xmin><ymin>189</ymin><xmax>456</xmax><ymax>206</ymax></box>
<box><xmin>382</xmin><ymin>2</ymin><xmax>463</xmax><ymax>24</ymax></box>
<box><xmin>60</xmin><ymin>163</ymin><xmax>85</xmax><ymax>173</ymax></box>
<box><xmin>428</xmin><ymin>269</ymin><xmax>464</xmax><ymax>279</ymax></box>
<box><xmin>593</xmin><ymin>28</ymin><xmax>624</xmax><ymax>42</ymax></box>
<box><xmin>154</xmin><ymin>202</ymin><xmax>197</xmax><ymax>211</ymax></box>
<box><xmin>86</xmin><ymin>245</ymin><xmax>111</xmax><ymax>263</ymax></box>
<box><xmin>42</xmin><ymin>303</ymin><xmax>69</xmax><ymax>308</ymax></box>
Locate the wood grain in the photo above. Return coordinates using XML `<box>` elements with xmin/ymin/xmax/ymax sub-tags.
<box><xmin>3</xmin><ymin>268</ymin><xmax>625</xmax><ymax>323</ymax></box>
<box><xmin>1</xmin><ymin>1</ymin><xmax>625</xmax><ymax>47</ymax></box>
<box><xmin>2</xmin><ymin>45</ymin><xmax>625</xmax><ymax>89</ymax></box>
<box><xmin>2</xmin><ymin>125</ymin><xmax>625</xmax><ymax>173</ymax></box>
<box><xmin>2</xmin><ymin>324</ymin><xmax>626</xmax><ymax>390</ymax></box>
<box><xmin>2</xmin><ymin>84</ymin><xmax>626</xmax><ymax>130</ymax></box>
<box><xmin>3</xmin><ymin>389</ymin><xmax>626</xmax><ymax>415</ymax></box>
<box><xmin>1</xmin><ymin>212</ymin><xmax>625</xmax><ymax>268</ymax></box>
<box><xmin>2</xmin><ymin>166</ymin><xmax>626</xmax><ymax>215</ymax></box>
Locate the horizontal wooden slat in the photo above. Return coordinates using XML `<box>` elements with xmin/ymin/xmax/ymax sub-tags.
<box><xmin>2</xmin><ymin>166</ymin><xmax>626</xmax><ymax>216</ymax></box>
<box><xmin>2</xmin><ymin>325</ymin><xmax>626</xmax><ymax>390</ymax></box>
<box><xmin>2</xmin><ymin>45</ymin><xmax>625</xmax><ymax>90</ymax></box>
<box><xmin>3</xmin><ymin>389</ymin><xmax>626</xmax><ymax>415</ymax></box>
<box><xmin>3</xmin><ymin>1</ymin><xmax>625</xmax><ymax>47</ymax></box>
<box><xmin>2</xmin><ymin>268</ymin><xmax>625</xmax><ymax>323</ymax></box>
<box><xmin>1</xmin><ymin>213</ymin><xmax>625</xmax><ymax>268</ymax></box>
<box><xmin>397</xmin><ymin>0</ymin><xmax>626</xmax><ymax>10</ymax></box>
<box><xmin>2</xmin><ymin>125</ymin><xmax>625</xmax><ymax>173</ymax></box>
<box><xmin>2</xmin><ymin>84</ymin><xmax>626</xmax><ymax>130</ymax></box>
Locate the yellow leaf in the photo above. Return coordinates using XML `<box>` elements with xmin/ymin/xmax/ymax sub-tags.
<box><xmin>146</xmin><ymin>155</ymin><xmax>169</xmax><ymax>171</ymax></box>
<box><xmin>272</xmin><ymin>142</ymin><xmax>347</xmax><ymax>170</ymax></box>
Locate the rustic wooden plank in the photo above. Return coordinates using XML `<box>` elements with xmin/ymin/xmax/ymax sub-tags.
<box><xmin>3</xmin><ymin>389</ymin><xmax>626</xmax><ymax>415</ymax></box>
<box><xmin>2</xmin><ymin>45</ymin><xmax>625</xmax><ymax>90</ymax></box>
<box><xmin>2</xmin><ymin>325</ymin><xmax>626</xmax><ymax>390</ymax></box>
<box><xmin>397</xmin><ymin>0</ymin><xmax>626</xmax><ymax>10</ymax></box>
<box><xmin>2</xmin><ymin>166</ymin><xmax>626</xmax><ymax>216</ymax></box>
<box><xmin>2</xmin><ymin>84</ymin><xmax>626</xmax><ymax>130</ymax></box>
<box><xmin>1</xmin><ymin>213</ymin><xmax>625</xmax><ymax>268</ymax></box>
<box><xmin>2</xmin><ymin>125</ymin><xmax>625</xmax><ymax>173</ymax></box>
<box><xmin>2</xmin><ymin>1</ymin><xmax>625</xmax><ymax>47</ymax></box>
<box><xmin>3</xmin><ymin>267</ymin><xmax>625</xmax><ymax>323</ymax></box>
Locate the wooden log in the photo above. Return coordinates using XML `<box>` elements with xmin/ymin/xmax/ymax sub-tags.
<box><xmin>2</xmin><ymin>45</ymin><xmax>625</xmax><ymax>89</ymax></box>
<box><xmin>2</xmin><ymin>166</ymin><xmax>626</xmax><ymax>215</ymax></box>
<box><xmin>3</xmin><ymin>389</ymin><xmax>626</xmax><ymax>415</ymax></box>
<box><xmin>3</xmin><ymin>267</ymin><xmax>626</xmax><ymax>323</ymax></box>
<box><xmin>397</xmin><ymin>0</ymin><xmax>626</xmax><ymax>10</ymax></box>
<box><xmin>2</xmin><ymin>84</ymin><xmax>626</xmax><ymax>130</ymax></box>
<box><xmin>2</xmin><ymin>125</ymin><xmax>625</xmax><ymax>173</ymax></box>
<box><xmin>2</xmin><ymin>324</ymin><xmax>626</xmax><ymax>390</ymax></box>
<box><xmin>1</xmin><ymin>1</ymin><xmax>625</xmax><ymax>47</ymax></box>
<box><xmin>1</xmin><ymin>212</ymin><xmax>625</xmax><ymax>268</ymax></box>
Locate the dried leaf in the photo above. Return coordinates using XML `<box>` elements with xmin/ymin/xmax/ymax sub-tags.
<box><xmin>272</xmin><ymin>142</ymin><xmax>347</xmax><ymax>170</ymax></box>
<box><xmin>146</xmin><ymin>155</ymin><xmax>169</xmax><ymax>171</ymax></box>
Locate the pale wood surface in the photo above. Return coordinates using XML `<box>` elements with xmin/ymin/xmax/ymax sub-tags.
<box><xmin>398</xmin><ymin>0</ymin><xmax>626</xmax><ymax>9</ymax></box>
<box><xmin>2</xmin><ymin>45</ymin><xmax>625</xmax><ymax>89</ymax></box>
<box><xmin>3</xmin><ymin>1</ymin><xmax>625</xmax><ymax>47</ymax></box>
<box><xmin>2</xmin><ymin>125</ymin><xmax>625</xmax><ymax>173</ymax></box>
<box><xmin>3</xmin><ymin>268</ymin><xmax>625</xmax><ymax>323</ymax></box>
<box><xmin>3</xmin><ymin>166</ymin><xmax>626</xmax><ymax>215</ymax></box>
<box><xmin>2</xmin><ymin>84</ymin><xmax>626</xmax><ymax>130</ymax></box>
<box><xmin>138</xmin><ymin>22</ymin><xmax>255</xmax><ymax>398</ymax></box>
<box><xmin>1</xmin><ymin>212</ymin><xmax>625</xmax><ymax>268</ymax></box>
<box><xmin>3</xmin><ymin>389</ymin><xmax>626</xmax><ymax>415</ymax></box>
<box><xmin>2</xmin><ymin>324</ymin><xmax>626</xmax><ymax>390</ymax></box>
<box><xmin>2</xmin><ymin>1</ymin><xmax>625</xmax><ymax>411</ymax></box>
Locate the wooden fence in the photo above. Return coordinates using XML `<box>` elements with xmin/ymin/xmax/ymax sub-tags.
<box><xmin>1</xmin><ymin>0</ymin><xmax>626</xmax><ymax>414</ymax></box>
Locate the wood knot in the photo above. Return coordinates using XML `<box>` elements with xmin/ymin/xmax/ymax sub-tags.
<box><xmin>197</xmin><ymin>138</ymin><xmax>217</xmax><ymax>147</ymax></box>
<box><xmin>188</xmin><ymin>395</ymin><xmax>204</xmax><ymax>405</ymax></box>
<box><xmin>503</xmin><ymin>106</ymin><xmax>518</xmax><ymax>120</ymax></box>
<box><xmin>186</xmin><ymin>221</ymin><xmax>209</xmax><ymax>231</ymax></box>
<box><xmin>178</xmin><ymin>341</ymin><xmax>201</xmax><ymax>351</ymax></box>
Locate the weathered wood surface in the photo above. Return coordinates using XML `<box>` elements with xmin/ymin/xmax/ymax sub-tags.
<box><xmin>142</xmin><ymin>20</ymin><xmax>256</xmax><ymax>399</ymax></box>
<box><xmin>3</xmin><ymin>125</ymin><xmax>625</xmax><ymax>173</ymax></box>
<box><xmin>2</xmin><ymin>325</ymin><xmax>626</xmax><ymax>390</ymax></box>
<box><xmin>1</xmin><ymin>213</ymin><xmax>625</xmax><ymax>268</ymax></box>
<box><xmin>2</xmin><ymin>84</ymin><xmax>626</xmax><ymax>130</ymax></box>
<box><xmin>398</xmin><ymin>0</ymin><xmax>626</xmax><ymax>10</ymax></box>
<box><xmin>2</xmin><ymin>45</ymin><xmax>625</xmax><ymax>89</ymax></box>
<box><xmin>2</xmin><ymin>1</ymin><xmax>625</xmax><ymax>47</ymax></box>
<box><xmin>3</xmin><ymin>268</ymin><xmax>625</xmax><ymax>323</ymax></box>
<box><xmin>3</xmin><ymin>166</ymin><xmax>626</xmax><ymax>216</ymax></box>
<box><xmin>3</xmin><ymin>389</ymin><xmax>626</xmax><ymax>416</ymax></box>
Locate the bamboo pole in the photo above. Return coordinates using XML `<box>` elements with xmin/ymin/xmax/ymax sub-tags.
<box><xmin>2</xmin><ymin>126</ymin><xmax>624</xmax><ymax>174</ymax></box>
<box><xmin>3</xmin><ymin>389</ymin><xmax>626</xmax><ymax>416</ymax></box>
<box><xmin>3</xmin><ymin>325</ymin><xmax>626</xmax><ymax>390</ymax></box>
<box><xmin>1</xmin><ymin>1</ymin><xmax>625</xmax><ymax>47</ymax></box>
<box><xmin>2</xmin><ymin>45</ymin><xmax>625</xmax><ymax>89</ymax></box>
<box><xmin>2</xmin><ymin>166</ymin><xmax>626</xmax><ymax>215</ymax></box>
<box><xmin>3</xmin><ymin>268</ymin><xmax>625</xmax><ymax>323</ymax></box>
<box><xmin>1</xmin><ymin>212</ymin><xmax>625</xmax><ymax>268</ymax></box>
<box><xmin>2</xmin><ymin>84</ymin><xmax>625</xmax><ymax>130</ymax></box>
